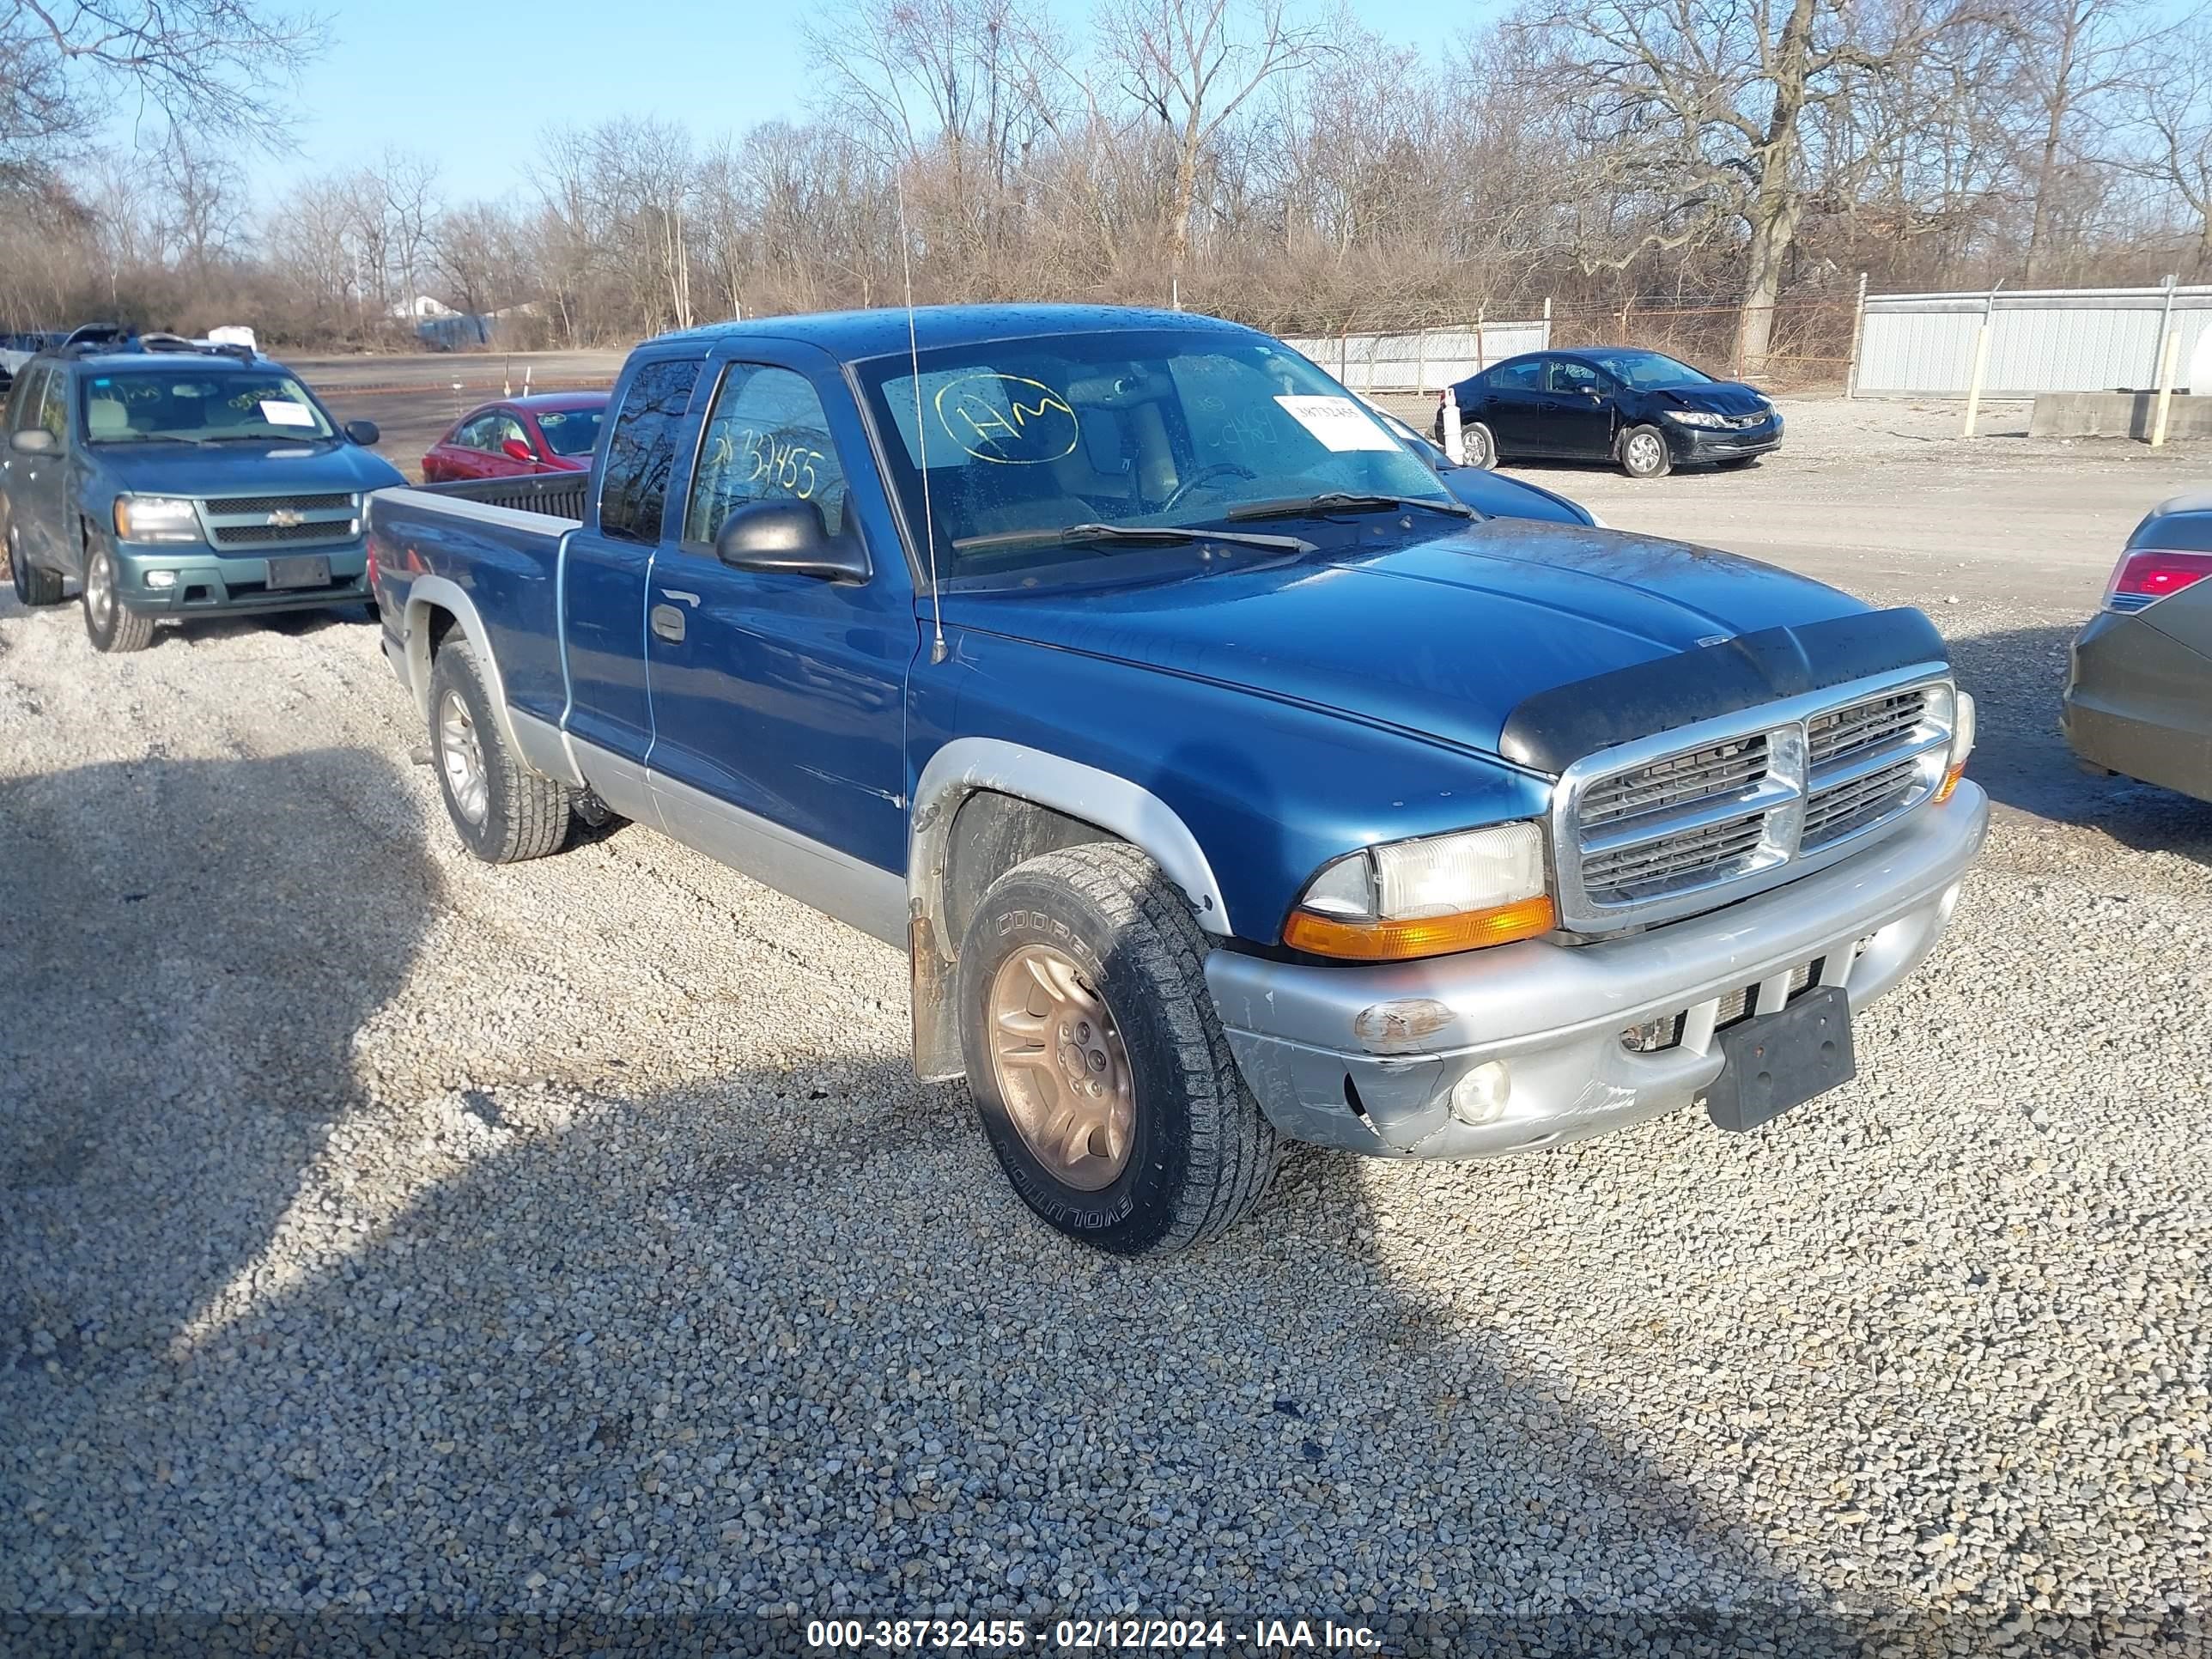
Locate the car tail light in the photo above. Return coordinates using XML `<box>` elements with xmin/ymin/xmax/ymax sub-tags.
<box><xmin>2105</xmin><ymin>546</ymin><xmax>2212</xmax><ymax>612</ymax></box>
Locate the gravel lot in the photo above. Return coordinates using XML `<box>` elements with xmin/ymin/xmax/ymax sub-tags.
<box><xmin>3</xmin><ymin>392</ymin><xmax>2209</xmax><ymax>1655</ymax></box>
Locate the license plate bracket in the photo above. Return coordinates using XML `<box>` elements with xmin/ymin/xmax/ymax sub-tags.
<box><xmin>1706</xmin><ymin>984</ymin><xmax>1856</xmax><ymax>1133</ymax></box>
<box><xmin>265</xmin><ymin>554</ymin><xmax>331</xmax><ymax>590</ymax></box>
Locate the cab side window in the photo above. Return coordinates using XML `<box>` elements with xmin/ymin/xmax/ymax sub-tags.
<box><xmin>599</xmin><ymin>358</ymin><xmax>703</xmax><ymax>544</ymax></box>
<box><xmin>489</xmin><ymin>414</ymin><xmax>529</xmax><ymax>454</ymax></box>
<box><xmin>684</xmin><ymin>364</ymin><xmax>848</xmax><ymax>544</ymax></box>
<box><xmin>1486</xmin><ymin>360</ymin><xmax>1542</xmax><ymax>392</ymax></box>
<box><xmin>452</xmin><ymin>415</ymin><xmax>494</xmax><ymax>451</ymax></box>
<box><xmin>36</xmin><ymin>369</ymin><xmax>66</xmax><ymax>440</ymax></box>
<box><xmin>8</xmin><ymin>367</ymin><xmax>46</xmax><ymax>432</ymax></box>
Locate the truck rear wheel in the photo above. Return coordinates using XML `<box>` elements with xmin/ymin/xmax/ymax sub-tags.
<box><xmin>428</xmin><ymin>638</ymin><xmax>570</xmax><ymax>863</ymax></box>
<box><xmin>957</xmin><ymin>842</ymin><xmax>1278</xmax><ymax>1255</ymax></box>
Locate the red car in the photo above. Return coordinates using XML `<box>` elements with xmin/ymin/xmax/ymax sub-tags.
<box><xmin>419</xmin><ymin>392</ymin><xmax>608</xmax><ymax>483</ymax></box>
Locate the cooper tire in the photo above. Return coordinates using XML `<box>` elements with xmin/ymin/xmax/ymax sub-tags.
<box><xmin>81</xmin><ymin>544</ymin><xmax>154</xmax><ymax>652</ymax></box>
<box><xmin>428</xmin><ymin>637</ymin><xmax>569</xmax><ymax>863</ymax></box>
<box><xmin>1619</xmin><ymin>424</ymin><xmax>1673</xmax><ymax>479</ymax></box>
<box><xmin>957</xmin><ymin>842</ymin><xmax>1278</xmax><ymax>1255</ymax></box>
<box><xmin>7</xmin><ymin>522</ymin><xmax>64</xmax><ymax>607</ymax></box>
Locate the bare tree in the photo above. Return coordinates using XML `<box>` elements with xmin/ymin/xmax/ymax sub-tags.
<box><xmin>2</xmin><ymin>0</ymin><xmax>325</xmax><ymax>176</ymax></box>
<box><xmin>2122</xmin><ymin>10</ymin><xmax>2212</xmax><ymax>275</ymax></box>
<box><xmin>1508</xmin><ymin>0</ymin><xmax>1992</xmax><ymax>371</ymax></box>
<box><xmin>1098</xmin><ymin>0</ymin><xmax>1334</xmax><ymax>275</ymax></box>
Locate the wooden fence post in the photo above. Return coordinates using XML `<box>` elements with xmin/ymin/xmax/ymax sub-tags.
<box><xmin>2152</xmin><ymin>327</ymin><xmax>2184</xmax><ymax>447</ymax></box>
<box><xmin>1845</xmin><ymin>272</ymin><xmax>1868</xmax><ymax>399</ymax></box>
<box><xmin>1961</xmin><ymin>285</ymin><xmax>1999</xmax><ymax>438</ymax></box>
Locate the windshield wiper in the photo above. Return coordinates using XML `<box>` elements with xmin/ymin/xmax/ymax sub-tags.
<box><xmin>951</xmin><ymin>521</ymin><xmax>1316</xmax><ymax>556</ymax></box>
<box><xmin>1225</xmin><ymin>491</ymin><xmax>1473</xmax><ymax>522</ymax></box>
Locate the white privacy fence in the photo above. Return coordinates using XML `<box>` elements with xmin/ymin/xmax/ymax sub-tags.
<box><xmin>1281</xmin><ymin>317</ymin><xmax>1553</xmax><ymax>392</ymax></box>
<box><xmin>1852</xmin><ymin>282</ymin><xmax>2212</xmax><ymax>398</ymax></box>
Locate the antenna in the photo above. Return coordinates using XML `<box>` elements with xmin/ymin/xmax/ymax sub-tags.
<box><xmin>896</xmin><ymin>169</ymin><xmax>947</xmax><ymax>665</ymax></box>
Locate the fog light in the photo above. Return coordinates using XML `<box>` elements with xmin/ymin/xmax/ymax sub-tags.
<box><xmin>1449</xmin><ymin>1060</ymin><xmax>1510</xmax><ymax>1127</ymax></box>
<box><xmin>143</xmin><ymin>569</ymin><xmax>178</xmax><ymax>589</ymax></box>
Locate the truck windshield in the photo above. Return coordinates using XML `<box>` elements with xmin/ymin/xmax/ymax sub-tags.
<box><xmin>856</xmin><ymin>329</ymin><xmax>1452</xmax><ymax>579</ymax></box>
<box><xmin>80</xmin><ymin>369</ymin><xmax>337</xmax><ymax>445</ymax></box>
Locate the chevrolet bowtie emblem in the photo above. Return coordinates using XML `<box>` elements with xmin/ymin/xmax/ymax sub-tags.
<box><xmin>270</xmin><ymin>509</ymin><xmax>305</xmax><ymax>528</ymax></box>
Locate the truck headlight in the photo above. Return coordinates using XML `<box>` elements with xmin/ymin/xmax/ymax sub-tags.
<box><xmin>1283</xmin><ymin>822</ymin><xmax>1554</xmax><ymax>960</ymax></box>
<box><xmin>112</xmin><ymin>496</ymin><xmax>203</xmax><ymax>544</ymax></box>
<box><xmin>1664</xmin><ymin>410</ymin><xmax>1729</xmax><ymax>428</ymax></box>
<box><xmin>1938</xmin><ymin>690</ymin><xmax>1975</xmax><ymax>802</ymax></box>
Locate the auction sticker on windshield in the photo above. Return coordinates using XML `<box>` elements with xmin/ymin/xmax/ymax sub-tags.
<box><xmin>259</xmin><ymin>400</ymin><xmax>315</xmax><ymax>427</ymax></box>
<box><xmin>1273</xmin><ymin>394</ymin><xmax>1398</xmax><ymax>452</ymax></box>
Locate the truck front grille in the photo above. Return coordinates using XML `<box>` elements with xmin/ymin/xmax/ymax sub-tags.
<box><xmin>1556</xmin><ymin>674</ymin><xmax>1954</xmax><ymax>932</ymax></box>
<box><xmin>199</xmin><ymin>492</ymin><xmax>360</xmax><ymax>552</ymax></box>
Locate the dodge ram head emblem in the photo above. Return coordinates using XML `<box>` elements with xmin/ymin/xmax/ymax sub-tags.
<box><xmin>269</xmin><ymin>509</ymin><xmax>305</xmax><ymax>528</ymax></box>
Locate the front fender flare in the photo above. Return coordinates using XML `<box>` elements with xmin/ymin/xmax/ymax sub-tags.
<box><xmin>908</xmin><ymin>737</ymin><xmax>1234</xmax><ymax>960</ymax></box>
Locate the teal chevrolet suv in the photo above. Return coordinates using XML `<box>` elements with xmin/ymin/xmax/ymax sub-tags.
<box><xmin>1</xmin><ymin>336</ymin><xmax>405</xmax><ymax>652</ymax></box>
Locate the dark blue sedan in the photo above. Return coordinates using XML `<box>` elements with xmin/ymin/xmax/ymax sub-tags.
<box><xmin>1437</xmin><ymin>349</ymin><xmax>1783</xmax><ymax>479</ymax></box>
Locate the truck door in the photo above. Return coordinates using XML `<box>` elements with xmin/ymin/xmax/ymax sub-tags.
<box><xmin>641</xmin><ymin>350</ymin><xmax>915</xmax><ymax>939</ymax></box>
<box><xmin>558</xmin><ymin>355</ymin><xmax>703</xmax><ymax>772</ymax></box>
<box><xmin>2</xmin><ymin>368</ymin><xmax>66</xmax><ymax>571</ymax></box>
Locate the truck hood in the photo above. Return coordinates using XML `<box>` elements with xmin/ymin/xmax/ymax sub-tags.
<box><xmin>94</xmin><ymin>441</ymin><xmax>407</xmax><ymax>495</ymax></box>
<box><xmin>939</xmin><ymin>520</ymin><xmax>1885</xmax><ymax>762</ymax></box>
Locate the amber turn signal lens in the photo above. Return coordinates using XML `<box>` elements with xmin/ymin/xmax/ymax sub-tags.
<box><xmin>1936</xmin><ymin>762</ymin><xmax>1966</xmax><ymax>803</ymax></box>
<box><xmin>1282</xmin><ymin>895</ymin><xmax>1557</xmax><ymax>961</ymax></box>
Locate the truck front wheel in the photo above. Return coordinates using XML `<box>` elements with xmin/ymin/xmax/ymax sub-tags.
<box><xmin>427</xmin><ymin>638</ymin><xmax>570</xmax><ymax>863</ymax></box>
<box><xmin>957</xmin><ymin>842</ymin><xmax>1278</xmax><ymax>1255</ymax></box>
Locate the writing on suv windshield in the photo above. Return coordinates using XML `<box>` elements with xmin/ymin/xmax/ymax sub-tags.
<box><xmin>860</xmin><ymin>331</ymin><xmax>1452</xmax><ymax>578</ymax></box>
<box><xmin>81</xmin><ymin>371</ymin><xmax>337</xmax><ymax>445</ymax></box>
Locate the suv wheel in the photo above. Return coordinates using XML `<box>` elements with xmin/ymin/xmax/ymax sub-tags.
<box><xmin>7</xmin><ymin>522</ymin><xmax>64</xmax><ymax>607</ymax></box>
<box><xmin>428</xmin><ymin>638</ymin><xmax>571</xmax><ymax>862</ymax></box>
<box><xmin>957</xmin><ymin>842</ymin><xmax>1278</xmax><ymax>1255</ymax></box>
<box><xmin>82</xmin><ymin>544</ymin><xmax>154</xmax><ymax>651</ymax></box>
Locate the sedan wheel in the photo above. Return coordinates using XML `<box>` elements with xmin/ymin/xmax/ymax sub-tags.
<box><xmin>1620</xmin><ymin>424</ymin><xmax>1673</xmax><ymax>479</ymax></box>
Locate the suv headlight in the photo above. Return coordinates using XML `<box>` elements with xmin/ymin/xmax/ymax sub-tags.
<box><xmin>112</xmin><ymin>496</ymin><xmax>203</xmax><ymax>544</ymax></box>
<box><xmin>1664</xmin><ymin>410</ymin><xmax>1729</xmax><ymax>428</ymax></box>
<box><xmin>1283</xmin><ymin>821</ymin><xmax>1555</xmax><ymax>960</ymax></box>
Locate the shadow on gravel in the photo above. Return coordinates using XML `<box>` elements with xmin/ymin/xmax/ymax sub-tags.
<box><xmin>1948</xmin><ymin>623</ymin><xmax>2212</xmax><ymax>861</ymax></box>
<box><xmin>0</xmin><ymin>744</ymin><xmax>441</xmax><ymax>1399</ymax></box>
<box><xmin>4</xmin><ymin>744</ymin><xmax>2155</xmax><ymax>1657</ymax></box>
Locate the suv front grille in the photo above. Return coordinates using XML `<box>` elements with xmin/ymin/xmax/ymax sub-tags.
<box><xmin>1556</xmin><ymin>675</ymin><xmax>1954</xmax><ymax>932</ymax></box>
<box><xmin>198</xmin><ymin>491</ymin><xmax>360</xmax><ymax>553</ymax></box>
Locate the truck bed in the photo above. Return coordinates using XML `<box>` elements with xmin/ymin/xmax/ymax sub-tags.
<box><xmin>416</xmin><ymin>472</ymin><xmax>588</xmax><ymax>522</ymax></box>
<box><xmin>369</xmin><ymin>477</ymin><xmax>579</xmax><ymax>720</ymax></box>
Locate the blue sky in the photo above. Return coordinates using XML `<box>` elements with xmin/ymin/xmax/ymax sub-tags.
<box><xmin>246</xmin><ymin>0</ymin><xmax>1464</xmax><ymax>207</ymax></box>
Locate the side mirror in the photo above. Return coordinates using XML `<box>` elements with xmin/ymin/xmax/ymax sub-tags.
<box><xmin>9</xmin><ymin>429</ymin><xmax>54</xmax><ymax>456</ymax></box>
<box><xmin>713</xmin><ymin>499</ymin><xmax>870</xmax><ymax>583</ymax></box>
<box><xmin>501</xmin><ymin>437</ymin><xmax>534</xmax><ymax>464</ymax></box>
<box><xmin>344</xmin><ymin>419</ymin><xmax>380</xmax><ymax>447</ymax></box>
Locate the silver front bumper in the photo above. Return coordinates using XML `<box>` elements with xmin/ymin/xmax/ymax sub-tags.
<box><xmin>1205</xmin><ymin>783</ymin><xmax>1989</xmax><ymax>1159</ymax></box>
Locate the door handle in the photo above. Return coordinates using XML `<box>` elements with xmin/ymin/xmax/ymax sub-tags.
<box><xmin>650</xmin><ymin>603</ymin><xmax>686</xmax><ymax>643</ymax></box>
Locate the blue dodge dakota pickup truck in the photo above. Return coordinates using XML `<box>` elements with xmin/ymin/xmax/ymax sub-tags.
<box><xmin>368</xmin><ymin>305</ymin><xmax>1986</xmax><ymax>1255</ymax></box>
